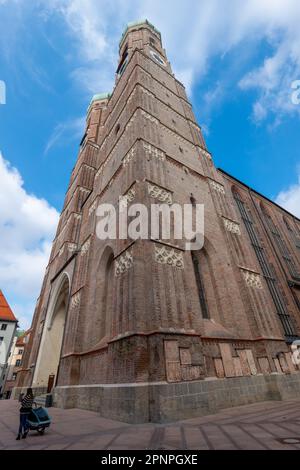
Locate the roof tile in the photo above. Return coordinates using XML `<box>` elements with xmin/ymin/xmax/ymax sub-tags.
<box><xmin>0</xmin><ymin>290</ymin><xmax>17</xmax><ymax>322</ymax></box>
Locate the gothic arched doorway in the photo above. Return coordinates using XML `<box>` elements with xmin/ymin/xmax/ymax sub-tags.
<box><xmin>32</xmin><ymin>274</ymin><xmax>70</xmax><ymax>390</ymax></box>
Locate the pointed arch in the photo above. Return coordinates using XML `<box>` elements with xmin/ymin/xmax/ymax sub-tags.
<box><xmin>93</xmin><ymin>246</ymin><xmax>115</xmax><ymax>345</ymax></box>
<box><xmin>33</xmin><ymin>273</ymin><xmax>70</xmax><ymax>388</ymax></box>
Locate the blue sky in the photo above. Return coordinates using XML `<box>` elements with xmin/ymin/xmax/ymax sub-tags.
<box><xmin>0</xmin><ymin>0</ymin><xmax>300</xmax><ymax>329</ymax></box>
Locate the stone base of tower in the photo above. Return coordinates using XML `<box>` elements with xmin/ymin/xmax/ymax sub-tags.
<box><xmin>52</xmin><ymin>372</ymin><xmax>300</xmax><ymax>424</ymax></box>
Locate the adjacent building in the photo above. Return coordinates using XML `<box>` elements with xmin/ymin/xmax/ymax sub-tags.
<box><xmin>0</xmin><ymin>290</ymin><xmax>18</xmax><ymax>397</ymax></box>
<box><xmin>3</xmin><ymin>330</ymin><xmax>31</xmax><ymax>399</ymax></box>
<box><xmin>15</xmin><ymin>20</ymin><xmax>300</xmax><ymax>422</ymax></box>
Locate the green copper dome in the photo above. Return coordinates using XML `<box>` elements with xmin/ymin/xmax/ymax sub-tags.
<box><xmin>119</xmin><ymin>19</ymin><xmax>161</xmax><ymax>47</ymax></box>
<box><xmin>87</xmin><ymin>92</ymin><xmax>111</xmax><ymax>112</ymax></box>
<box><xmin>90</xmin><ymin>92</ymin><xmax>111</xmax><ymax>103</ymax></box>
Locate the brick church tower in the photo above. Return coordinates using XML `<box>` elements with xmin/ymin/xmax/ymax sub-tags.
<box><xmin>16</xmin><ymin>20</ymin><xmax>300</xmax><ymax>422</ymax></box>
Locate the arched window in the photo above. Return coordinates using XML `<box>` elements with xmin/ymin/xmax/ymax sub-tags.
<box><xmin>116</xmin><ymin>44</ymin><xmax>128</xmax><ymax>77</ymax></box>
<box><xmin>191</xmin><ymin>251</ymin><xmax>209</xmax><ymax>319</ymax></box>
<box><xmin>101</xmin><ymin>252</ymin><xmax>114</xmax><ymax>339</ymax></box>
<box><xmin>261</xmin><ymin>205</ymin><xmax>300</xmax><ymax>280</ymax></box>
<box><xmin>283</xmin><ymin>216</ymin><xmax>292</xmax><ymax>232</ymax></box>
<box><xmin>283</xmin><ymin>216</ymin><xmax>300</xmax><ymax>252</ymax></box>
<box><xmin>232</xmin><ymin>188</ymin><xmax>296</xmax><ymax>340</ymax></box>
<box><xmin>190</xmin><ymin>193</ymin><xmax>196</xmax><ymax>207</ymax></box>
<box><xmin>93</xmin><ymin>247</ymin><xmax>115</xmax><ymax>345</ymax></box>
<box><xmin>149</xmin><ymin>36</ymin><xmax>156</xmax><ymax>47</ymax></box>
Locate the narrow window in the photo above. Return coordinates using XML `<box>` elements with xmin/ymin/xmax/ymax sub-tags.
<box><xmin>233</xmin><ymin>189</ymin><xmax>296</xmax><ymax>340</ymax></box>
<box><xmin>284</xmin><ymin>217</ymin><xmax>292</xmax><ymax>231</ymax></box>
<box><xmin>190</xmin><ymin>194</ymin><xmax>196</xmax><ymax>207</ymax></box>
<box><xmin>150</xmin><ymin>50</ymin><xmax>166</xmax><ymax>66</ymax></box>
<box><xmin>149</xmin><ymin>36</ymin><xmax>156</xmax><ymax>47</ymax></box>
<box><xmin>116</xmin><ymin>44</ymin><xmax>128</xmax><ymax>77</ymax></box>
<box><xmin>192</xmin><ymin>252</ymin><xmax>209</xmax><ymax>319</ymax></box>
<box><xmin>262</xmin><ymin>207</ymin><xmax>300</xmax><ymax>280</ymax></box>
<box><xmin>284</xmin><ymin>217</ymin><xmax>300</xmax><ymax>252</ymax></box>
<box><xmin>79</xmin><ymin>132</ymin><xmax>87</xmax><ymax>147</ymax></box>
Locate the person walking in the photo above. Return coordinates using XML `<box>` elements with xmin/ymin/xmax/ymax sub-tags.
<box><xmin>16</xmin><ymin>388</ymin><xmax>34</xmax><ymax>440</ymax></box>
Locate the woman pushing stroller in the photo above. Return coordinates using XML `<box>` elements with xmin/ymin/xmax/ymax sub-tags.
<box><xmin>16</xmin><ymin>388</ymin><xmax>34</xmax><ymax>440</ymax></box>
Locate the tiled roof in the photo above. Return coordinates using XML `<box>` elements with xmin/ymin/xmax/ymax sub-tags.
<box><xmin>0</xmin><ymin>290</ymin><xmax>17</xmax><ymax>322</ymax></box>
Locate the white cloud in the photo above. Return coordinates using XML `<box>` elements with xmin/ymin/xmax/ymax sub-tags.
<box><xmin>70</xmin><ymin>67</ymin><xmax>114</xmax><ymax>96</ymax></box>
<box><xmin>2</xmin><ymin>0</ymin><xmax>300</xmax><ymax>121</ymax></box>
<box><xmin>239</xmin><ymin>38</ymin><xmax>300</xmax><ymax>124</ymax></box>
<box><xmin>275</xmin><ymin>169</ymin><xmax>300</xmax><ymax>218</ymax></box>
<box><xmin>36</xmin><ymin>0</ymin><xmax>300</xmax><ymax>122</ymax></box>
<box><xmin>0</xmin><ymin>153</ymin><xmax>59</xmax><ymax>327</ymax></box>
<box><xmin>43</xmin><ymin>0</ymin><xmax>123</xmax><ymax>94</ymax></box>
<box><xmin>252</xmin><ymin>101</ymin><xmax>268</xmax><ymax>123</ymax></box>
<box><xmin>55</xmin><ymin>0</ymin><xmax>108</xmax><ymax>62</ymax></box>
<box><xmin>44</xmin><ymin>116</ymin><xmax>85</xmax><ymax>155</ymax></box>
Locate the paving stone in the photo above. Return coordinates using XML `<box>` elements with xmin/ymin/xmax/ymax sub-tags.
<box><xmin>87</xmin><ymin>434</ymin><xmax>118</xmax><ymax>450</ymax></box>
<box><xmin>201</xmin><ymin>424</ymin><xmax>237</xmax><ymax>450</ymax></box>
<box><xmin>220</xmin><ymin>424</ymin><xmax>267</xmax><ymax>450</ymax></box>
<box><xmin>1</xmin><ymin>399</ymin><xmax>300</xmax><ymax>450</ymax></box>
<box><xmin>162</xmin><ymin>426</ymin><xmax>183</xmax><ymax>449</ymax></box>
<box><xmin>184</xmin><ymin>426</ymin><xmax>211</xmax><ymax>450</ymax></box>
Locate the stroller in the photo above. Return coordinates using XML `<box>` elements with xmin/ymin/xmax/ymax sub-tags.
<box><xmin>27</xmin><ymin>404</ymin><xmax>51</xmax><ymax>435</ymax></box>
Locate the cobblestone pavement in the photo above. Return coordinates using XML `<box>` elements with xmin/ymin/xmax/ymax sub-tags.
<box><xmin>1</xmin><ymin>399</ymin><xmax>300</xmax><ymax>450</ymax></box>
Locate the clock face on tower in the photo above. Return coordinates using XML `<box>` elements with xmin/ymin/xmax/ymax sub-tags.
<box><xmin>150</xmin><ymin>49</ymin><xmax>166</xmax><ymax>66</ymax></box>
